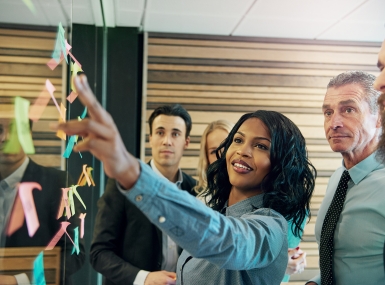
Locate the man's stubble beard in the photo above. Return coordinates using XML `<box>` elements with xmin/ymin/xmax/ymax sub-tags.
<box><xmin>376</xmin><ymin>93</ymin><xmax>385</xmax><ymax>164</ymax></box>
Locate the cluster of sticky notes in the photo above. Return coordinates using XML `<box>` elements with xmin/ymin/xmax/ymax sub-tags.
<box><xmin>78</xmin><ymin>164</ymin><xmax>95</xmax><ymax>187</ymax></box>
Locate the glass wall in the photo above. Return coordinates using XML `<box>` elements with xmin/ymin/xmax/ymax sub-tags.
<box><xmin>0</xmin><ymin>1</ymin><xmax>106</xmax><ymax>284</ymax></box>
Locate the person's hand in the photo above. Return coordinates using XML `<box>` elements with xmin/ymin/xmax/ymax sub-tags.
<box><xmin>54</xmin><ymin>75</ymin><xmax>140</xmax><ymax>189</ymax></box>
<box><xmin>286</xmin><ymin>247</ymin><xmax>307</xmax><ymax>275</ymax></box>
<box><xmin>0</xmin><ymin>275</ymin><xmax>17</xmax><ymax>285</ymax></box>
<box><xmin>144</xmin><ymin>271</ymin><xmax>176</xmax><ymax>285</ymax></box>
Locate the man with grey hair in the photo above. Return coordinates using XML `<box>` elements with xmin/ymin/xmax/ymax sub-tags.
<box><xmin>306</xmin><ymin>71</ymin><xmax>385</xmax><ymax>285</ymax></box>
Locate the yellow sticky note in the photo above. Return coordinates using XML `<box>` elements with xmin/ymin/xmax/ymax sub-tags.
<box><xmin>71</xmin><ymin>62</ymin><xmax>83</xmax><ymax>93</ymax></box>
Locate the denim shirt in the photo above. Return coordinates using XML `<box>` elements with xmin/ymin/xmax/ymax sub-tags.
<box><xmin>119</xmin><ymin>160</ymin><xmax>288</xmax><ymax>285</ymax></box>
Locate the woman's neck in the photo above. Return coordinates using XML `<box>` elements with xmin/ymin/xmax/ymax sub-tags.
<box><xmin>228</xmin><ymin>187</ymin><xmax>263</xmax><ymax>206</ymax></box>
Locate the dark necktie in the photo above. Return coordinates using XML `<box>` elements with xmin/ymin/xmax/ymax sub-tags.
<box><xmin>319</xmin><ymin>170</ymin><xmax>351</xmax><ymax>285</ymax></box>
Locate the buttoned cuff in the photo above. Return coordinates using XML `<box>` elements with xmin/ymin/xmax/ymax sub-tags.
<box><xmin>133</xmin><ymin>270</ymin><xmax>150</xmax><ymax>285</ymax></box>
<box><xmin>14</xmin><ymin>273</ymin><xmax>31</xmax><ymax>285</ymax></box>
<box><xmin>306</xmin><ymin>274</ymin><xmax>320</xmax><ymax>284</ymax></box>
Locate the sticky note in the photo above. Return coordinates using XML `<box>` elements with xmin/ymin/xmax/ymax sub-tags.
<box><xmin>6</xmin><ymin>194</ymin><xmax>24</xmax><ymax>236</ymax></box>
<box><xmin>46</xmin><ymin>222</ymin><xmax>78</xmax><ymax>252</ymax></box>
<box><xmin>79</xmin><ymin>213</ymin><xmax>86</xmax><ymax>238</ymax></box>
<box><xmin>71</xmin><ymin>227</ymin><xmax>80</xmax><ymax>255</ymax></box>
<box><xmin>22</xmin><ymin>0</ymin><xmax>36</xmax><ymax>15</ymax></box>
<box><xmin>80</xmin><ymin>107</ymin><xmax>87</xmax><ymax>119</ymax></box>
<box><xmin>68</xmin><ymin>187</ymin><xmax>75</xmax><ymax>216</ymax></box>
<box><xmin>71</xmin><ymin>61</ymin><xmax>83</xmax><ymax>93</ymax></box>
<box><xmin>71</xmin><ymin>185</ymin><xmax>86</xmax><ymax>210</ymax></box>
<box><xmin>63</xmin><ymin>135</ymin><xmax>77</xmax><ymax>158</ymax></box>
<box><xmin>67</xmin><ymin>91</ymin><xmax>78</xmax><ymax>103</ymax></box>
<box><xmin>52</xmin><ymin>23</ymin><xmax>67</xmax><ymax>64</ymax></box>
<box><xmin>2</xmin><ymin>119</ymin><xmax>21</xmax><ymax>154</ymax></box>
<box><xmin>77</xmin><ymin>165</ymin><xmax>95</xmax><ymax>187</ymax></box>
<box><xmin>4</xmin><ymin>98</ymin><xmax>35</xmax><ymax>154</ymax></box>
<box><xmin>29</xmin><ymin>89</ymin><xmax>51</xmax><ymax>122</ymax></box>
<box><xmin>18</xmin><ymin>182</ymin><xmax>42</xmax><ymax>237</ymax></box>
<box><xmin>32</xmin><ymin>251</ymin><xmax>46</xmax><ymax>285</ymax></box>
<box><xmin>56</xmin><ymin>103</ymin><xmax>66</xmax><ymax>140</ymax></box>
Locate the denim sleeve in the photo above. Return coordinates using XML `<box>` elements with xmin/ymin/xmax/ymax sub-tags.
<box><xmin>117</xmin><ymin>160</ymin><xmax>287</xmax><ymax>271</ymax></box>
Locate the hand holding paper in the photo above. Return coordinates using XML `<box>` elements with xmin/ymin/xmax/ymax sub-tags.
<box><xmin>54</xmin><ymin>75</ymin><xmax>140</xmax><ymax>189</ymax></box>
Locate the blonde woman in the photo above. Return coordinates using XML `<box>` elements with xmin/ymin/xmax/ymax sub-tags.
<box><xmin>195</xmin><ymin>119</ymin><xmax>308</xmax><ymax>283</ymax></box>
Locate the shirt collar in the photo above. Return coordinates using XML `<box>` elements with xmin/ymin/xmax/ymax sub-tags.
<box><xmin>2</xmin><ymin>157</ymin><xmax>29</xmax><ymax>190</ymax></box>
<box><xmin>150</xmin><ymin>159</ymin><xmax>183</xmax><ymax>188</ymax></box>
<box><xmin>224</xmin><ymin>193</ymin><xmax>265</xmax><ymax>218</ymax></box>
<box><xmin>342</xmin><ymin>152</ymin><xmax>382</xmax><ymax>185</ymax></box>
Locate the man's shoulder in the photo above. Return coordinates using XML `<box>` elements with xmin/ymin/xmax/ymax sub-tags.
<box><xmin>24</xmin><ymin>159</ymin><xmax>68</xmax><ymax>182</ymax></box>
<box><xmin>181</xmin><ymin>171</ymin><xmax>197</xmax><ymax>193</ymax></box>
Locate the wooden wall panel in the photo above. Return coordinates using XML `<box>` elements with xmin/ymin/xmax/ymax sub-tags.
<box><xmin>0</xmin><ymin>27</ymin><xmax>64</xmax><ymax>169</ymax></box>
<box><xmin>144</xmin><ymin>33</ymin><xmax>381</xmax><ymax>283</ymax></box>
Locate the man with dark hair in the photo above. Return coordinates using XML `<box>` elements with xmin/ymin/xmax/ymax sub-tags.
<box><xmin>306</xmin><ymin>71</ymin><xmax>385</xmax><ymax>285</ymax></box>
<box><xmin>90</xmin><ymin>104</ymin><xmax>196</xmax><ymax>285</ymax></box>
<box><xmin>0</xmin><ymin>117</ymin><xmax>85</xmax><ymax>285</ymax></box>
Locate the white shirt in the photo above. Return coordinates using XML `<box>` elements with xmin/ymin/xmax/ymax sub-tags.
<box><xmin>133</xmin><ymin>159</ymin><xmax>183</xmax><ymax>285</ymax></box>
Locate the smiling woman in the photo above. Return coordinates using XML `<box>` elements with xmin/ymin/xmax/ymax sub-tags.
<box><xmin>56</xmin><ymin>76</ymin><xmax>317</xmax><ymax>285</ymax></box>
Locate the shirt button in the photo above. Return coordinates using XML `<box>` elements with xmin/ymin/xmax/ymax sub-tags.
<box><xmin>135</xmin><ymin>195</ymin><xmax>143</xmax><ymax>202</ymax></box>
<box><xmin>159</xmin><ymin>216</ymin><xmax>166</xmax><ymax>223</ymax></box>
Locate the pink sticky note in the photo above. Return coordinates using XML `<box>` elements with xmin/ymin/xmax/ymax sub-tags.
<box><xmin>56</xmin><ymin>197</ymin><xmax>65</xmax><ymax>219</ymax></box>
<box><xmin>46</xmin><ymin>221</ymin><xmax>78</xmax><ymax>252</ymax></box>
<box><xmin>66</xmin><ymin>40</ymin><xmax>72</xmax><ymax>53</ymax></box>
<box><xmin>18</xmin><ymin>182</ymin><xmax>42</xmax><ymax>237</ymax></box>
<box><xmin>47</xmin><ymin>57</ymin><xmax>61</xmax><ymax>71</ymax></box>
<box><xmin>29</xmin><ymin>90</ymin><xmax>51</xmax><ymax>122</ymax></box>
<box><xmin>46</xmin><ymin>79</ymin><xmax>65</xmax><ymax>121</ymax></box>
<box><xmin>67</xmin><ymin>91</ymin><xmax>78</xmax><ymax>103</ymax></box>
<box><xmin>61</xmin><ymin>187</ymin><xmax>72</xmax><ymax>219</ymax></box>
<box><xmin>79</xmin><ymin>213</ymin><xmax>86</xmax><ymax>238</ymax></box>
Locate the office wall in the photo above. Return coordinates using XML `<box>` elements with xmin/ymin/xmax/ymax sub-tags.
<box><xmin>0</xmin><ymin>26</ymin><xmax>64</xmax><ymax>168</ymax></box>
<box><xmin>143</xmin><ymin>32</ymin><xmax>381</xmax><ymax>282</ymax></box>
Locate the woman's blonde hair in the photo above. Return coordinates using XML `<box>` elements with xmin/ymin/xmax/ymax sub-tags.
<box><xmin>194</xmin><ymin>120</ymin><xmax>234</xmax><ymax>194</ymax></box>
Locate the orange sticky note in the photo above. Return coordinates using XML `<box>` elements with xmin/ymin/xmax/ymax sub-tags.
<box><xmin>57</xmin><ymin>188</ymin><xmax>72</xmax><ymax>219</ymax></box>
<box><xmin>77</xmin><ymin>165</ymin><xmax>95</xmax><ymax>187</ymax></box>
<box><xmin>6</xmin><ymin>194</ymin><xmax>25</xmax><ymax>236</ymax></box>
<box><xmin>56</xmin><ymin>103</ymin><xmax>66</xmax><ymax>140</ymax></box>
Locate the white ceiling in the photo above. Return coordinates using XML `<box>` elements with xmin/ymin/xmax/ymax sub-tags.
<box><xmin>0</xmin><ymin>0</ymin><xmax>384</xmax><ymax>42</ymax></box>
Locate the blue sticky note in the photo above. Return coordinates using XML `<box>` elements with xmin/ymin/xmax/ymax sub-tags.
<box><xmin>80</xmin><ymin>107</ymin><xmax>87</xmax><ymax>119</ymax></box>
<box><xmin>52</xmin><ymin>22</ymin><xmax>68</xmax><ymax>64</ymax></box>
<box><xmin>63</xmin><ymin>135</ymin><xmax>77</xmax><ymax>158</ymax></box>
<box><xmin>71</xmin><ymin>227</ymin><xmax>80</xmax><ymax>255</ymax></box>
<box><xmin>32</xmin><ymin>251</ymin><xmax>46</xmax><ymax>285</ymax></box>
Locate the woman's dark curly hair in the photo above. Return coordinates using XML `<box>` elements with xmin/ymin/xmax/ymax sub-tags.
<box><xmin>204</xmin><ymin>110</ymin><xmax>316</xmax><ymax>237</ymax></box>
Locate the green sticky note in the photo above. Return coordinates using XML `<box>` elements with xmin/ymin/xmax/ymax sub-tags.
<box><xmin>3</xmin><ymin>120</ymin><xmax>21</xmax><ymax>154</ymax></box>
<box><xmin>22</xmin><ymin>0</ymin><xmax>36</xmax><ymax>15</ymax></box>
<box><xmin>3</xmin><ymin>97</ymin><xmax>35</xmax><ymax>154</ymax></box>
<box><xmin>16</xmin><ymin>97</ymin><xmax>35</xmax><ymax>154</ymax></box>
